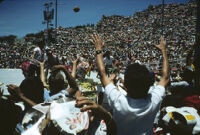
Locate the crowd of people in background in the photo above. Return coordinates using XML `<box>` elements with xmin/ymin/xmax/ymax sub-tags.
<box><xmin>1</xmin><ymin>1</ymin><xmax>200</xmax><ymax>135</ymax></box>
<box><xmin>0</xmin><ymin>2</ymin><xmax>196</xmax><ymax>77</ymax></box>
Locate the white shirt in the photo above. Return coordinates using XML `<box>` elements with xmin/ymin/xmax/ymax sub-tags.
<box><xmin>31</xmin><ymin>47</ymin><xmax>46</xmax><ymax>65</ymax></box>
<box><xmin>104</xmin><ymin>83</ymin><xmax>165</xmax><ymax>135</ymax></box>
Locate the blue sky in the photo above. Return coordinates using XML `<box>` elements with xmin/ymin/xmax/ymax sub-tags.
<box><xmin>0</xmin><ymin>0</ymin><xmax>190</xmax><ymax>38</ymax></box>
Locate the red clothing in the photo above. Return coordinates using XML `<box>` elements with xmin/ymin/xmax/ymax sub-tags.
<box><xmin>184</xmin><ymin>95</ymin><xmax>200</xmax><ymax>115</ymax></box>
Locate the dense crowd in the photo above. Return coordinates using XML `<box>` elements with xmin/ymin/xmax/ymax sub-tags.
<box><xmin>0</xmin><ymin>2</ymin><xmax>196</xmax><ymax>73</ymax></box>
<box><xmin>1</xmin><ymin>1</ymin><xmax>200</xmax><ymax>135</ymax></box>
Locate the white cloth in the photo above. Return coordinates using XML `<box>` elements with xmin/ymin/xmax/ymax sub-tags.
<box><xmin>104</xmin><ymin>83</ymin><xmax>165</xmax><ymax>135</ymax></box>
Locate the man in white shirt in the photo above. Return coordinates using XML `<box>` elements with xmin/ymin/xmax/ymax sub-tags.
<box><xmin>89</xmin><ymin>34</ymin><xmax>169</xmax><ymax>135</ymax></box>
<box><xmin>28</xmin><ymin>40</ymin><xmax>46</xmax><ymax>77</ymax></box>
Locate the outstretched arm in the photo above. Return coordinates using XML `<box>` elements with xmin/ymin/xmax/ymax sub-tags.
<box><xmin>89</xmin><ymin>34</ymin><xmax>111</xmax><ymax>87</ymax></box>
<box><xmin>153</xmin><ymin>37</ymin><xmax>170</xmax><ymax>87</ymax></box>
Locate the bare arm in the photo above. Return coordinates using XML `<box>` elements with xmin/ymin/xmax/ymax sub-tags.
<box><xmin>39</xmin><ymin>61</ymin><xmax>48</xmax><ymax>88</ymax></box>
<box><xmin>32</xmin><ymin>51</ymin><xmax>36</xmax><ymax>62</ymax></box>
<box><xmin>71</xmin><ymin>57</ymin><xmax>79</xmax><ymax>79</ymax></box>
<box><xmin>89</xmin><ymin>34</ymin><xmax>111</xmax><ymax>87</ymax></box>
<box><xmin>20</xmin><ymin>95</ymin><xmax>37</xmax><ymax>106</ymax></box>
<box><xmin>7</xmin><ymin>84</ymin><xmax>36</xmax><ymax>107</ymax></box>
<box><xmin>153</xmin><ymin>37</ymin><xmax>170</xmax><ymax>87</ymax></box>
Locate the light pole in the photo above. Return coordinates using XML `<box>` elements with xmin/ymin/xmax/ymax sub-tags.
<box><xmin>161</xmin><ymin>0</ymin><xmax>165</xmax><ymax>36</ymax></box>
<box><xmin>43</xmin><ymin>2</ymin><xmax>54</xmax><ymax>46</ymax></box>
<box><xmin>55</xmin><ymin>0</ymin><xmax>57</xmax><ymax>29</ymax></box>
<box><xmin>55</xmin><ymin>0</ymin><xmax>58</xmax><ymax>44</ymax></box>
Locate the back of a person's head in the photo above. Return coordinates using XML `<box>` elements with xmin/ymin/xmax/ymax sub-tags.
<box><xmin>124</xmin><ymin>63</ymin><xmax>154</xmax><ymax>98</ymax></box>
<box><xmin>20</xmin><ymin>77</ymin><xmax>44</xmax><ymax>104</ymax></box>
<box><xmin>104</xmin><ymin>51</ymin><xmax>111</xmax><ymax>58</ymax></box>
<box><xmin>49</xmin><ymin>71</ymin><xmax>65</xmax><ymax>94</ymax></box>
<box><xmin>182</xmin><ymin>68</ymin><xmax>194</xmax><ymax>84</ymax></box>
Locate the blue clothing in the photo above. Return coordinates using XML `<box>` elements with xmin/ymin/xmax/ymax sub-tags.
<box><xmin>43</xmin><ymin>89</ymin><xmax>70</xmax><ymax>102</ymax></box>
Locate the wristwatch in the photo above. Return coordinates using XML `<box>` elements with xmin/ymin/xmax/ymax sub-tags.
<box><xmin>96</xmin><ymin>50</ymin><xmax>102</xmax><ymax>55</ymax></box>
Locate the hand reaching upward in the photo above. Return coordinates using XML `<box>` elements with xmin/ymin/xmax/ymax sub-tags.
<box><xmin>89</xmin><ymin>33</ymin><xmax>104</xmax><ymax>51</ymax></box>
<box><xmin>153</xmin><ymin>36</ymin><xmax>166</xmax><ymax>52</ymax></box>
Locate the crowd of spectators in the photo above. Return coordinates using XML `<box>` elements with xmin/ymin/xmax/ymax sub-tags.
<box><xmin>0</xmin><ymin>1</ymin><xmax>196</xmax><ymax>75</ymax></box>
<box><xmin>1</xmin><ymin>1</ymin><xmax>200</xmax><ymax>135</ymax></box>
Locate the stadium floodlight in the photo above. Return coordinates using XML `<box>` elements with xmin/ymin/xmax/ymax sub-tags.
<box><xmin>161</xmin><ymin>0</ymin><xmax>165</xmax><ymax>36</ymax></box>
<box><xmin>43</xmin><ymin>2</ymin><xmax>54</xmax><ymax>46</ymax></box>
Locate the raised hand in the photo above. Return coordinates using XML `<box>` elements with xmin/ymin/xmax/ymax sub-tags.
<box><xmin>72</xmin><ymin>57</ymin><xmax>80</xmax><ymax>65</ymax></box>
<box><xmin>76</xmin><ymin>96</ymin><xmax>107</xmax><ymax>117</ymax></box>
<box><xmin>153</xmin><ymin>36</ymin><xmax>166</xmax><ymax>52</ymax></box>
<box><xmin>89</xmin><ymin>33</ymin><xmax>105</xmax><ymax>51</ymax></box>
<box><xmin>109</xmin><ymin>74</ymin><xmax>116</xmax><ymax>82</ymax></box>
<box><xmin>153</xmin><ymin>36</ymin><xmax>169</xmax><ymax>87</ymax></box>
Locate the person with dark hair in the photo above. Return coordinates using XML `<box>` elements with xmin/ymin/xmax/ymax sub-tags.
<box><xmin>45</xmin><ymin>49</ymin><xmax>60</xmax><ymax>79</ymax></box>
<box><xmin>182</xmin><ymin>67</ymin><xmax>195</xmax><ymax>87</ymax></box>
<box><xmin>103</xmin><ymin>51</ymin><xmax>114</xmax><ymax>76</ymax></box>
<box><xmin>124</xmin><ymin>63</ymin><xmax>154</xmax><ymax>98</ymax></box>
<box><xmin>43</xmin><ymin>65</ymin><xmax>81</xmax><ymax>102</ymax></box>
<box><xmin>90</xmin><ymin>34</ymin><xmax>169</xmax><ymax>135</ymax></box>
<box><xmin>6</xmin><ymin>77</ymin><xmax>45</xmax><ymax>132</ymax></box>
<box><xmin>7</xmin><ymin>77</ymin><xmax>44</xmax><ymax>108</ymax></box>
<box><xmin>28</xmin><ymin>40</ymin><xmax>46</xmax><ymax>77</ymax></box>
<box><xmin>46</xmin><ymin>49</ymin><xmax>59</xmax><ymax>69</ymax></box>
<box><xmin>19</xmin><ymin>77</ymin><xmax>44</xmax><ymax>104</ymax></box>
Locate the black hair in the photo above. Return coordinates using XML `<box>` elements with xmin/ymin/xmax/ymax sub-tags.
<box><xmin>181</xmin><ymin>68</ymin><xmax>194</xmax><ymax>84</ymax></box>
<box><xmin>124</xmin><ymin>63</ymin><xmax>154</xmax><ymax>98</ymax></box>
<box><xmin>20</xmin><ymin>77</ymin><xmax>44</xmax><ymax>104</ymax></box>
<box><xmin>48</xmin><ymin>72</ymin><xmax>65</xmax><ymax>94</ymax></box>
